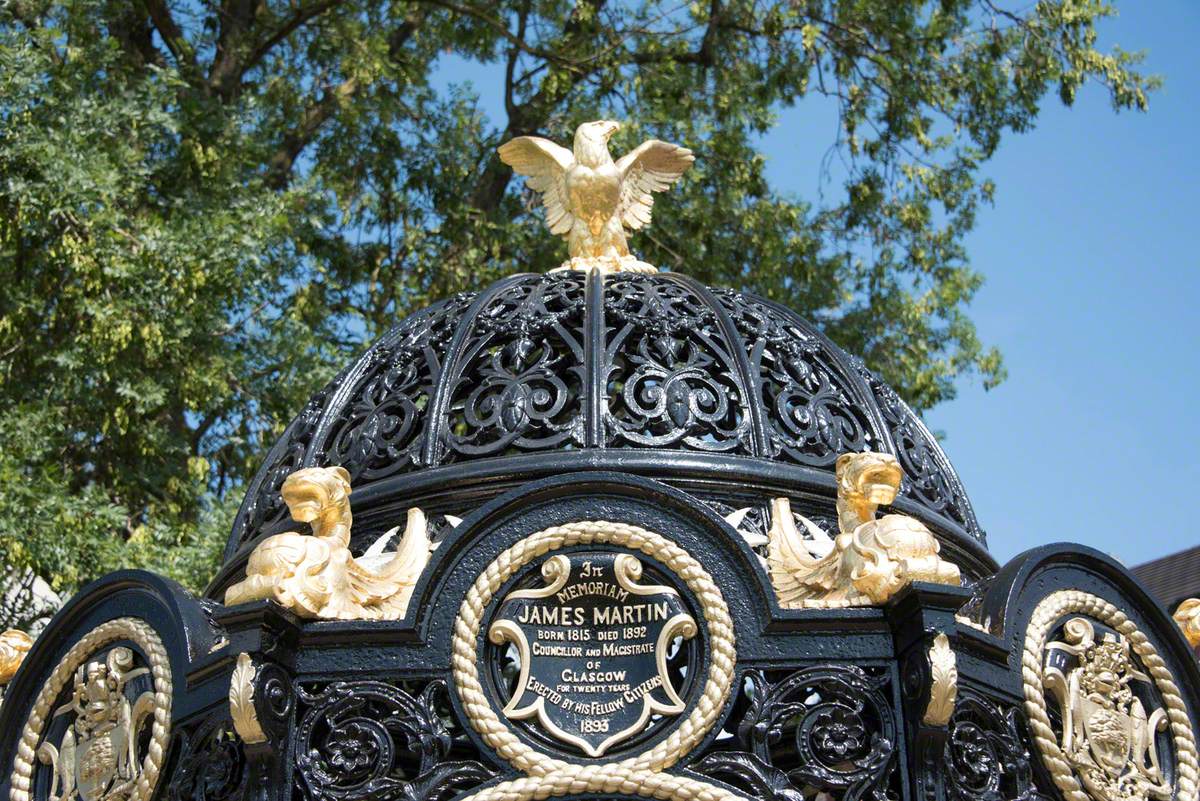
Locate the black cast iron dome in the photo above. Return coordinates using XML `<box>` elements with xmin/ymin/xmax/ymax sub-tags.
<box><xmin>220</xmin><ymin>270</ymin><xmax>988</xmax><ymax>586</ymax></box>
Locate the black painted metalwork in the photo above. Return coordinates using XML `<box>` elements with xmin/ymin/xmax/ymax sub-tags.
<box><xmin>3</xmin><ymin>272</ymin><xmax>1198</xmax><ymax>801</ymax></box>
<box><xmin>223</xmin><ymin>272</ymin><xmax>985</xmax><ymax>575</ymax></box>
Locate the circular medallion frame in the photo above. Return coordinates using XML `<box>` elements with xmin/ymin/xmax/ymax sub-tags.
<box><xmin>1022</xmin><ymin>589</ymin><xmax>1198</xmax><ymax>801</ymax></box>
<box><xmin>451</xmin><ymin>519</ymin><xmax>736</xmax><ymax>775</ymax></box>
<box><xmin>9</xmin><ymin>617</ymin><xmax>172</xmax><ymax>801</ymax></box>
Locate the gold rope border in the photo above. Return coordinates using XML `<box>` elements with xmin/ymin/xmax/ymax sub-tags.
<box><xmin>1022</xmin><ymin>589</ymin><xmax>1199</xmax><ymax>801</ymax></box>
<box><xmin>451</xmin><ymin>520</ymin><xmax>736</xmax><ymax>776</ymax></box>
<box><xmin>452</xmin><ymin>765</ymin><xmax>746</xmax><ymax>801</ymax></box>
<box><xmin>9</xmin><ymin>617</ymin><xmax>172</xmax><ymax>801</ymax></box>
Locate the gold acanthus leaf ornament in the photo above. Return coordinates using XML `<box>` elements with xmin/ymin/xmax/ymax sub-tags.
<box><xmin>768</xmin><ymin>451</ymin><xmax>961</xmax><ymax>608</ymax></box>
<box><xmin>498</xmin><ymin>121</ymin><xmax>694</xmax><ymax>274</ymax></box>
<box><xmin>224</xmin><ymin>466</ymin><xmax>433</xmax><ymax>620</ymax></box>
<box><xmin>229</xmin><ymin>653</ymin><xmax>266</xmax><ymax>744</ymax></box>
<box><xmin>0</xmin><ymin>628</ymin><xmax>33</xmax><ymax>685</ymax></box>
<box><xmin>923</xmin><ymin>632</ymin><xmax>958</xmax><ymax>726</ymax></box>
<box><xmin>1173</xmin><ymin>598</ymin><xmax>1200</xmax><ymax>649</ymax></box>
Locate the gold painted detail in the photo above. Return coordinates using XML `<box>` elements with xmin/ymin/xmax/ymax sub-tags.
<box><xmin>488</xmin><ymin>553</ymin><xmax>698</xmax><ymax>757</ymax></box>
<box><xmin>768</xmin><ymin>452</ymin><xmax>961</xmax><ymax>608</ymax></box>
<box><xmin>10</xmin><ymin>618</ymin><xmax>171</xmax><ymax>801</ymax></box>
<box><xmin>1173</xmin><ymin>599</ymin><xmax>1200</xmax><ymax>649</ymax></box>
<box><xmin>452</xmin><ymin>520</ymin><xmax>735</xmax><ymax>776</ymax></box>
<box><xmin>499</xmin><ymin>121</ymin><xmax>694</xmax><ymax>274</ymax></box>
<box><xmin>955</xmin><ymin>613</ymin><xmax>991</xmax><ymax>635</ymax></box>
<box><xmin>224</xmin><ymin>466</ymin><xmax>433</xmax><ymax>620</ymax></box>
<box><xmin>229</xmin><ymin>653</ymin><xmax>266</xmax><ymax>745</ymax></box>
<box><xmin>451</xmin><ymin>520</ymin><xmax>741</xmax><ymax>801</ymax></box>
<box><xmin>922</xmin><ymin>632</ymin><xmax>958</xmax><ymax>726</ymax></box>
<box><xmin>0</xmin><ymin>629</ymin><xmax>33</xmax><ymax>685</ymax></box>
<box><xmin>1024</xmin><ymin>591</ymin><xmax>1199</xmax><ymax>801</ymax></box>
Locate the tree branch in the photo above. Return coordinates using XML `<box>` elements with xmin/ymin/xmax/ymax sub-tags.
<box><xmin>140</xmin><ymin>0</ymin><xmax>196</xmax><ymax>69</ymax></box>
<box><xmin>240</xmin><ymin>0</ymin><xmax>345</xmax><ymax>79</ymax></box>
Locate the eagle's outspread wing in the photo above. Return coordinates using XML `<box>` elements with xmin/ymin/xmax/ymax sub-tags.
<box><xmin>497</xmin><ymin>136</ymin><xmax>575</xmax><ymax>235</ymax></box>
<box><xmin>615</xmin><ymin>140</ymin><xmax>695</xmax><ymax>230</ymax></box>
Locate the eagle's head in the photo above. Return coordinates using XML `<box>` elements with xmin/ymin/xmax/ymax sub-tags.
<box><xmin>573</xmin><ymin>120</ymin><xmax>621</xmax><ymax>166</ymax></box>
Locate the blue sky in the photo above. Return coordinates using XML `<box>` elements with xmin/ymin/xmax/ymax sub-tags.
<box><xmin>434</xmin><ymin>1</ymin><xmax>1198</xmax><ymax>568</ymax></box>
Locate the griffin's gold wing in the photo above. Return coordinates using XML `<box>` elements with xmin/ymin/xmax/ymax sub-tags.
<box><xmin>350</xmin><ymin>507</ymin><xmax>432</xmax><ymax>603</ymax></box>
<box><xmin>497</xmin><ymin>137</ymin><xmax>575</xmax><ymax>235</ymax></box>
<box><xmin>615</xmin><ymin>140</ymin><xmax>695</xmax><ymax>230</ymax></box>
<box><xmin>767</xmin><ymin>497</ymin><xmax>841</xmax><ymax>606</ymax></box>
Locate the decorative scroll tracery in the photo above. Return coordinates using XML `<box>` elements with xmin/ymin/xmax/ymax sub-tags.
<box><xmin>855</xmin><ymin>362</ymin><xmax>982</xmax><ymax>542</ymax></box>
<box><xmin>441</xmin><ymin>274</ymin><xmax>587</xmax><ymax>459</ymax></box>
<box><xmin>228</xmin><ymin>274</ymin><xmax>983</xmax><ymax>562</ymax></box>
<box><xmin>696</xmin><ymin>666</ymin><xmax>897</xmax><ymax>801</ymax></box>
<box><xmin>713</xmin><ymin>288</ymin><xmax>874</xmax><ymax>465</ymax></box>
<box><xmin>325</xmin><ymin>293</ymin><xmax>476</xmax><ymax>481</ymax></box>
<box><xmin>604</xmin><ymin>277</ymin><xmax>751</xmax><ymax>454</ymax></box>
<box><xmin>944</xmin><ymin>691</ymin><xmax>1043</xmax><ymax>801</ymax></box>
<box><xmin>169</xmin><ymin>721</ymin><xmax>246</xmax><ymax>801</ymax></box>
<box><xmin>295</xmin><ymin>680</ymin><xmax>493</xmax><ymax>801</ymax></box>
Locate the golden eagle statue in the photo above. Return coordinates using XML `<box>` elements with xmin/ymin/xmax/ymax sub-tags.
<box><xmin>499</xmin><ymin>120</ymin><xmax>694</xmax><ymax>273</ymax></box>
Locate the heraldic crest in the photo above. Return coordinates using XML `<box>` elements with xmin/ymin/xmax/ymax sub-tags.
<box><xmin>1044</xmin><ymin>617</ymin><xmax>1172</xmax><ymax>801</ymax></box>
<box><xmin>36</xmin><ymin>647</ymin><xmax>156</xmax><ymax>801</ymax></box>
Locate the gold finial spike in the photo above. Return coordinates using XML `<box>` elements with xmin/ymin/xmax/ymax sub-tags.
<box><xmin>499</xmin><ymin>121</ymin><xmax>694</xmax><ymax>274</ymax></box>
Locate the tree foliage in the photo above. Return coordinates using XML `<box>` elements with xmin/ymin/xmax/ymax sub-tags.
<box><xmin>0</xmin><ymin>0</ymin><xmax>1156</xmax><ymax>612</ymax></box>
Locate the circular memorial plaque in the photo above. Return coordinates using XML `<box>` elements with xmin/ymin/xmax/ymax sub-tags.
<box><xmin>452</xmin><ymin>519</ymin><xmax>735</xmax><ymax>773</ymax></box>
<box><xmin>486</xmin><ymin>550</ymin><xmax>701</xmax><ymax>757</ymax></box>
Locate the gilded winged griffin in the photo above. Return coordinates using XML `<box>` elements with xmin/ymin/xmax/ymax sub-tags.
<box><xmin>768</xmin><ymin>452</ymin><xmax>961</xmax><ymax>607</ymax></box>
<box><xmin>225</xmin><ymin>466</ymin><xmax>433</xmax><ymax>620</ymax></box>
<box><xmin>498</xmin><ymin>120</ymin><xmax>694</xmax><ymax>273</ymax></box>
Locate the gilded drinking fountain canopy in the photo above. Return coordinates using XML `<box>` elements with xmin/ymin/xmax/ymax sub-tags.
<box><xmin>2</xmin><ymin>122</ymin><xmax>1199</xmax><ymax>801</ymax></box>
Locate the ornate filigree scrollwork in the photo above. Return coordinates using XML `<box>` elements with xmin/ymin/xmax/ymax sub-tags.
<box><xmin>441</xmin><ymin>275</ymin><xmax>587</xmax><ymax>459</ymax></box>
<box><xmin>1024</xmin><ymin>591</ymin><xmax>1198</xmax><ymax>801</ymax></box>
<box><xmin>944</xmin><ymin>692</ymin><xmax>1043</xmax><ymax>801</ymax></box>
<box><xmin>170</xmin><ymin>720</ymin><xmax>246</xmax><ymax>801</ymax></box>
<box><xmin>604</xmin><ymin>277</ymin><xmax>751</xmax><ymax>453</ymax></box>
<box><xmin>327</xmin><ymin>293</ymin><xmax>475</xmax><ymax>481</ymax></box>
<box><xmin>768</xmin><ymin>452</ymin><xmax>960</xmax><ymax>607</ymax></box>
<box><xmin>225</xmin><ymin>466</ymin><xmax>433</xmax><ymax>620</ymax></box>
<box><xmin>856</xmin><ymin>362</ymin><xmax>982</xmax><ymax>542</ymax></box>
<box><xmin>10</xmin><ymin>618</ymin><xmax>171</xmax><ymax>801</ymax></box>
<box><xmin>295</xmin><ymin>680</ymin><xmax>493</xmax><ymax>801</ymax></box>
<box><xmin>697</xmin><ymin>667</ymin><xmax>896</xmax><ymax>801</ymax></box>
<box><xmin>713</xmin><ymin>288</ymin><xmax>873</xmax><ymax>466</ymax></box>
